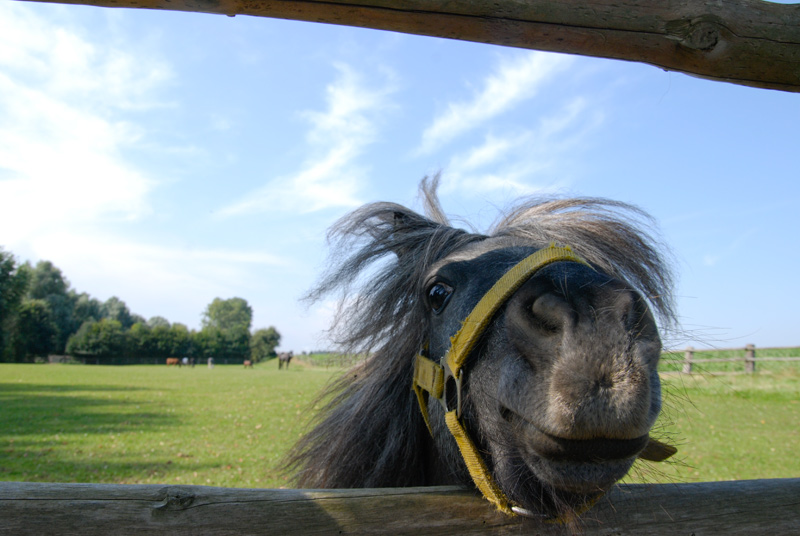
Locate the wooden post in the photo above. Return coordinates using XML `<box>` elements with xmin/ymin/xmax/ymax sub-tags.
<box><xmin>745</xmin><ymin>344</ymin><xmax>756</xmax><ymax>374</ymax></box>
<box><xmin>682</xmin><ymin>346</ymin><xmax>694</xmax><ymax>374</ymax></box>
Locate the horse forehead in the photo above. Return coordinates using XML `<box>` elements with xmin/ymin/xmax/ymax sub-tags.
<box><xmin>427</xmin><ymin>236</ymin><xmax>534</xmax><ymax>276</ymax></box>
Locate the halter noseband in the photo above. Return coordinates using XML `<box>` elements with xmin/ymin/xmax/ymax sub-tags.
<box><xmin>412</xmin><ymin>243</ymin><xmax>591</xmax><ymax>516</ymax></box>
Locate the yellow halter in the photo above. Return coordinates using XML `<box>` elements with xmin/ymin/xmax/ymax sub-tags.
<box><xmin>412</xmin><ymin>244</ymin><xmax>590</xmax><ymax>516</ymax></box>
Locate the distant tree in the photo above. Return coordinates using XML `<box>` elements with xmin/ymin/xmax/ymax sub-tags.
<box><xmin>196</xmin><ymin>297</ymin><xmax>253</xmax><ymax>362</ymax></box>
<box><xmin>15</xmin><ymin>299</ymin><xmax>57</xmax><ymax>360</ymax></box>
<box><xmin>127</xmin><ymin>322</ymin><xmax>154</xmax><ymax>357</ymax></box>
<box><xmin>201</xmin><ymin>297</ymin><xmax>252</xmax><ymax>333</ymax></box>
<box><xmin>66</xmin><ymin>318</ymin><xmax>126</xmax><ymax>358</ymax></box>
<box><xmin>147</xmin><ymin>316</ymin><xmax>171</xmax><ymax>329</ymax></box>
<box><xmin>223</xmin><ymin>327</ymin><xmax>251</xmax><ymax>362</ymax></box>
<box><xmin>250</xmin><ymin>327</ymin><xmax>281</xmax><ymax>363</ymax></box>
<box><xmin>0</xmin><ymin>249</ymin><xmax>30</xmax><ymax>361</ymax></box>
<box><xmin>193</xmin><ymin>325</ymin><xmax>225</xmax><ymax>359</ymax></box>
<box><xmin>168</xmin><ymin>323</ymin><xmax>192</xmax><ymax>357</ymax></box>
<box><xmin>48</xmin><ymin>293</ymin><xmax>77</xmax><ymax>352</ymax></box>
<box><xmin>101</xmin><ymin>297</ymin><xmax>135</xmax><ymax>329</ymax></box>
<box><xmin>2</xmin><ymin>252</ymin><xmax>163</xmax><ymax>361</ymax></box>
<box><xmin>150</xmin><ymin>325</ymin><xmax>175</xmax><ymax>358</ymax></box>
<box><xmin>22</xmin><ymin>260</ymin><xmax>74</xmax><ymax>352</ymax></box>
<box><xmin>127</xmin><ymin>321</ymin><xmax>191</xmax><ymax>359</ymax></box>
<box><xmin>24</xmin><ymin>260</ymin><xmax>68</xmax><ymax>300</ymax></box>
<box><xmin>192</xmin><ymin>324</ymin><xmax>249</xmax><ymax>362</ymax></box>
<box><xmin>71</xmin><ymin>293</ymin><xmax>102</xmax><ymax>331</ymax></box>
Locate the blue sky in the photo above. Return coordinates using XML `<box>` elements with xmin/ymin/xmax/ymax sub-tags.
<box><xmin>1</xmin><ymin>1</ymin><xmax>798</xmax><ymax>352</ymax></box>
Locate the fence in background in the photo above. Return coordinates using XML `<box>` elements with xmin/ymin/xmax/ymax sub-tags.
<box><xmin>666</xmin><ymin>344</ymin><xmax>800</xmax><ymax>374</ymax></box>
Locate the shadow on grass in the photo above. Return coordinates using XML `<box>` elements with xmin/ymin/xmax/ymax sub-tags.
<box><xmin>0</xmin><ymin>457</ymin><xmax>228</xmax><ymax>483</ymax></box>
<box><xmin>0</xmin><ymin>382</ymin><xmax>200</xmax><ymax>483</ymax></box>
<box><xmin>0</xmin><ymin>382</ymin><xmax>179</xmax><ymax>438</ymax></box>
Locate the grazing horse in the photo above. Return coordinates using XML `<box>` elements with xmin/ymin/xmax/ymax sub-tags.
<box><xmin>278</xmin><ymin>351</ymin><xmax>293</xmax><ymax>370</ymax></box>
<box><xmin>166</xmin><ymin>357</ymin><xmax>181</xmax><ymax>367</ymax></box>
<box><xmin>243</xmin><ymin>360</ymin><xmax>253</xmax><ymax>368</ymax></box>
<box><xmin>287</xmin><ymin>177</ymin><xmax>677</xmax><ymax>523</ymax></box>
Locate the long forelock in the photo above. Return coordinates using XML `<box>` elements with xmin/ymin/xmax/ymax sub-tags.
<box><xmin>306</xmin><ymin>195</ymin><xmax>485</xmax><ymax>357</ymax></box>
<box><xmin>305</xmin><ymin>188</ymin><xmax>675</xmax><ymax>382</ymax></box>
<box><xmin>488</xmin><ymin>197</ymin><xmax>676</xmax><ymax>327</ymax></box>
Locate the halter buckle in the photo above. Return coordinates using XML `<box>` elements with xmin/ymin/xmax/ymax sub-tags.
<box><xmin>441</xmin><ymin>355</ymin><xmax>463</xmax><ymax>418</ymax></box>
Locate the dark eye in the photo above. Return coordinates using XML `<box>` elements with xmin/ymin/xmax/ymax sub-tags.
<box><xmin>427</xmin><ymin>282</ymin><xmax>453</xmax><ymax>314</ymax></box>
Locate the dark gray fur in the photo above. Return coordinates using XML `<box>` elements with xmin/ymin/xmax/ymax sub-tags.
<box><xmin>285</xmin><ymin>176</ymin><xmax>675</xmax><ymax>519</ymax></box>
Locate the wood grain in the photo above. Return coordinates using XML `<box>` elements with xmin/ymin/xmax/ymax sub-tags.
<box><xmin>2</xmin><ymin>479</ymin><xmax>799</xmax><ymax>534</ymax></box>
<box><xmin>19</xmin><ymin>0</ymin><xmax>800</xmax><ymax>93</ymax></box>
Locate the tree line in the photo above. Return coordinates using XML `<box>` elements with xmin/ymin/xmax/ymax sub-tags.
<box><xmin>0</xmin><ymin>247</ymin><xmax>281</xmax><ymax>364</ymax></box>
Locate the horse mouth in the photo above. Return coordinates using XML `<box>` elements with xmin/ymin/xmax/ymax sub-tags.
<box><xmin>500</xmin><ymin>406</ymin><xmax>650</xmax><ymax>462</ymax></box>
<box><xmin>498</xmin><ymin>405</ymin><xmax>647</xmax><ymax>496</ymax></box>
<box><xmin>528</xmin><ymin>429</ymin><xmax>650</xmax><ymax>463</ymax></box>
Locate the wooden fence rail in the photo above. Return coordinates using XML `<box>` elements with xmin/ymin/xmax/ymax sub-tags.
<box><xmin>2</xmin><ymin>479</ymin><xmax>799</xmax><ymax>535</ymax></box>
<box><xmin>673</xmin><ymin>344</ymin><xmax>800</xmax><ymax>374</ymax></box>
<box><xmin>22</xmin><ymin>0</ymin><xmax>800</xmax><ymax>93</ymax></box>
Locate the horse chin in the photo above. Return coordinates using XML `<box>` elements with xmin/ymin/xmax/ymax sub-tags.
<box><xmin>493</xmin><ymin>455</ymin><xmax>620</xmax><ymax>519</ymax></box>
<box><xmin>525</xmin><ymin>455</ymin><xmax>635</xmax><ymax>495</ymax></box>
<box><xmin>495</xmin><ymin>454</ymin><xmax>634</xmax><ymax>518</ymax></box>
<box><xmin>493</xmin><ymin>412</ymin><xmax>646</xmax><ymax>513</ymax></box>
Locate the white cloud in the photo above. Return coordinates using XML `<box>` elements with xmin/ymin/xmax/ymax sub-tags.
<box><xmin>417</xmin><ymin>52</ymin><xmax>572</xmax><ymax>155</ymax></box>
<box><xmin>217</xmin><ymin>63</ymin><xmax>397</xmax><ymax>217</ymax></box>
<box><xmin>34</xmin><ymin>230</ymin><xmax>287</xmax><ymax>288</ymax></box>
<box><xmin>441</xmin><ymin>97</ymin><xmax>601</xmax><ymax>196</ymax></box>
<box><xmin>700</xmin><ymin>227</ymin><xmax>757</xmax><ymax>268</ymax></box>
<box><xmin>24</xmin><ymin>227</ymin><xmax>294</xmax><ymax>330</ymax></box>
<box><xmin>0</xmin><ymin>3</ymin><xmax>171</xmax><ymax>249</ymax></box>
<box><xmin>0</xmin><ymin>4</ymin><xmax>319</xmax><ymax>346</ymax></box>
<box><xmin>452</xmin><ymin>134</ymin><xmax>516</xmax><ymax>171</ymax></box>
<box><xmin>0</xmin><ymin>78</ymin><xmax>153</xmax><ymax>238</ymax></box>
<box><xmin>0</xmin><ymin>3</ymin><xmax>171</xmax><ymax>109</ymax></box>
<box><xmin>0</xmin><ymin>5</ymin><xmax>270</xmax><ymax>330</ymax></box>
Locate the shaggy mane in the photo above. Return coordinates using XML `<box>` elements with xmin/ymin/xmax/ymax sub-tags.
<box><xmin>285</xmin><ymin>176</ymin><xmax>675</xmax><ymax>488</ymax></box>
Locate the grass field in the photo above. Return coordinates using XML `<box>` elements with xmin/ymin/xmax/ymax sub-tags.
<box><xmin>1</xmin><ymin>358</ymin><xmax>799</xmax><ymax>488</ymax></box>
<box><xmin>626</xmin><ymin>370</ymin><xmax>800</xmax><ymax>483</ymax></box>
<box><xmin>0</xmin><ymin>361</ymin><xmax>334</xmax><ymax>488</ymax></box>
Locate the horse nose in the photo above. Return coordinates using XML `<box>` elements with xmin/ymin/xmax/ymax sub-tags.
<box><xmin>610</xmin><ymin>286</ymin><xmax>653</xmax><ymax>335</ymax></box>
<box><xmin>528</xmin><ymin>291</ymin><xmax>575</xmax><ymax>336</ymax></box>
<box><xmin>508</xmin><ymin>264</ymin><xmax>654</xmax><ymax>344</ymax></box>
<box><xmin>506</xmin><ymin>264</ymin><xmax>585</xmax><ymax>344</ymax></box>
<box><xmin>503</xmin><ymin>264</ymin><xmax>660</xmax><ymax>439</ymax></box>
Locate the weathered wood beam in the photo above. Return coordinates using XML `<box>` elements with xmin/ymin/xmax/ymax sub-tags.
<box><xmin>18</xmin><ymin>0</ymin><xmax>800</xmax><ymax>93</ymax></box>
<box><xmin>2</xmin><ymin>479</ymin><xmax>800</xmax><ymax>534</ymax></box>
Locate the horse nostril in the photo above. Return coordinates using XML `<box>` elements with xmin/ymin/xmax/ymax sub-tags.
<box><xmin>613</xmin><ymin>290</ymin><xmax>645</xmax><ymax>332</ymax></box>
<box><xmin>596</xmin><ymin>376</ymin><xmax>613</xmax><ymax>390</ymax></box>
<box><xmin>500</xmin><ymin>405</ymin><xmax>514</xmax><ymax>423</ymax></box>
<box><xmin>529</xmin><ymin>293</ymin><xmax>570</xmax><ymax>335</ymax></box>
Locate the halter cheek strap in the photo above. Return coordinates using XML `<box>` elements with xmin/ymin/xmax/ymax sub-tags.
<box><xmin>413</xmin><ymin>244</ymin><xmax>591</xmax><ymax>516</ymax></box>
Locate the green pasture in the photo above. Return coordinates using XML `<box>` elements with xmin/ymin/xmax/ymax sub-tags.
<box><xmin>625</xmin><ymin>369</ymin><xmax>800</xmax><ymax>484</ymax></box>
<box><xmin>0</xmin><ymin>361</ymin><xmax>333</xmax><ymax>488</ymax></box>
<box><xmin>1</xmin><ymin>358</ymin><xmax>798</xmax><ymax>488</ymax></box>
